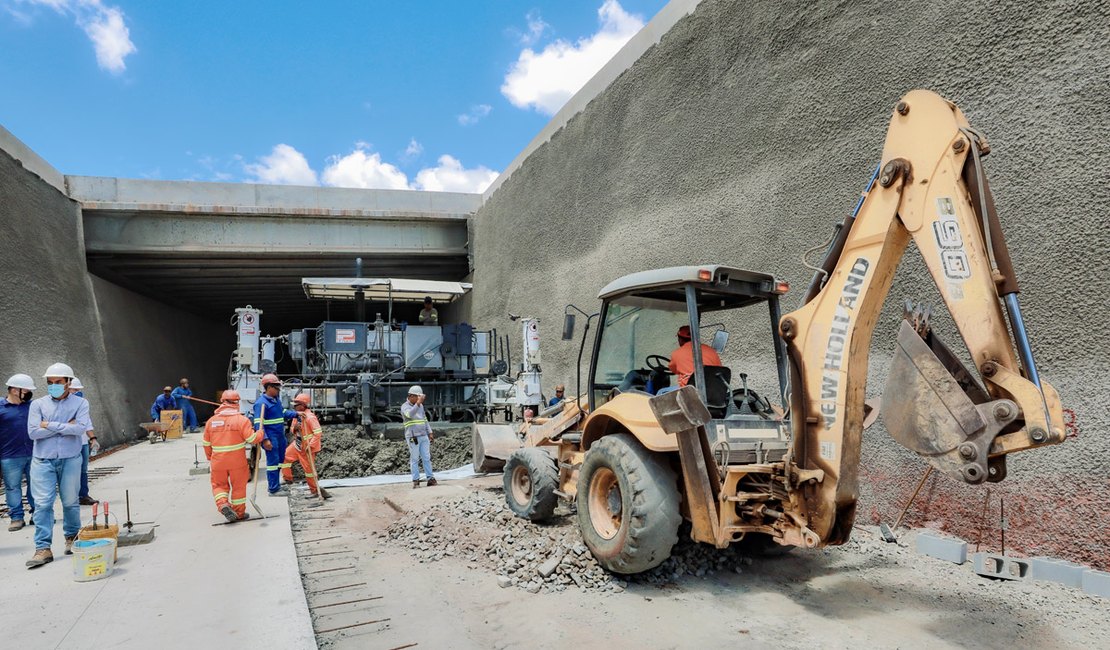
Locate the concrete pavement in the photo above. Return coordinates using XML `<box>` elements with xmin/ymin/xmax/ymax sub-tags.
<box><xmin>0</xmin><ymin>434</ymin><xmax>315</xmax><ymax>649</ymax></box>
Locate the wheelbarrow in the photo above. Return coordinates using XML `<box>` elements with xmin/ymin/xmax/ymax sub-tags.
<box><xmin>139</xmin><ymin>422</ymin><xmax>171</xmax><ymax>444</ymax></box>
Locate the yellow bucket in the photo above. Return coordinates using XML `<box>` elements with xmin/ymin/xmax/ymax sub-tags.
<box><xmin>72</xmin><ymin>538</ymin><xmax>116</xmax><ymax>582</ymax></box>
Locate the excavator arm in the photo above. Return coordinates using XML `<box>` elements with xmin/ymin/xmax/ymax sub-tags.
<box><xmin>777</xmin><ymin>90</ymin><xmax>1066</xmax><ymax>546</ymax></box>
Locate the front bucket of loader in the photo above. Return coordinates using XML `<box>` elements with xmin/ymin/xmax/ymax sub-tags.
<box><xmin>472</xmin><ymin>423</ymin><xmax>521</xmax><ymax>473</ymax></box>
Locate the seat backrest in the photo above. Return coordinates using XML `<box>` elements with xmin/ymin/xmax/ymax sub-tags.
<box><xmin>689</xmin><ymin>365</ymin><xmax>732</xmax><ymax>414</ymax></box>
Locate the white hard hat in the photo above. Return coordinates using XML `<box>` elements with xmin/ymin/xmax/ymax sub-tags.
<box><xmin>5</xmin><ymin>374</ymin><xmax>36</xmax><ymax>390</ymax></box>
<box><xmin>43</xmin><ymin>362</ymin><xmax>74</xmax><ymax>379</ymax></box>
<box><xmin>70</xmin><ymin>377</ymin><xmax>85</xmax><ymax>390</ymax></box>
<box><xmin>408</xmin><ymin>385</ymin><xmax>424</xmax><ymax>396</ymax></box>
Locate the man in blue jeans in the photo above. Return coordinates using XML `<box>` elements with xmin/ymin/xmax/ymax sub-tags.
<box><xmin>401</xmin><ymin>385</ymin><xmax>436</xmax><ymax>489</ymax></box>
<box><xmin>69</xmin><ymin>378</ymin><xmax>100</xmax><ymax>505</ymax></box>
<box><xmin>26</xmin><ymin>362</ymin><xmax>91</xmax><ymax>569</ymax></box>
<box><xmin>1</xmin><ymin>374</ymin><xmax>36</xmax><ymax>532</ymax></box>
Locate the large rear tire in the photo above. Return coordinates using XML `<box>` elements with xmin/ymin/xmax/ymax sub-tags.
<box><xmin>576</xmin><ymin>434</ymin><xmax>680</xmax><ymax>574</ymax></box>
<box><xmin>503</xmin><ymin>447</ymin><xmax>559</xmax><ymax>522</ymax></box>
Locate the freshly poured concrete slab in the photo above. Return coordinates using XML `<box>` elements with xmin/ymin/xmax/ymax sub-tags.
<box><xmin>0</xmin><ymin>434</ymin><xmax>316</xmax><ymax>649</ymax></box>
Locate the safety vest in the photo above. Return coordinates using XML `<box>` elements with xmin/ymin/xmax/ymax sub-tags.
<box><xmin>203</xmin><ymin>406</ymin><xmax>262</xmax><ymax>459</ymax></box>
<box><xmin>401</xmin><ymin>402</ymin><xmax>430</xmax><ymax>438</ymax></box>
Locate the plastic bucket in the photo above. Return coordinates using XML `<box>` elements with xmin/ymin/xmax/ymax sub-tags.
<box><xmin>77</xmin><ymin>515</ymin><xmax>119</xmax><ymax>562</ymax></box>
<box><xmin>72</xmin><ymin>538</ymin><xmax>116</xmax><ymax>582</ymax></box>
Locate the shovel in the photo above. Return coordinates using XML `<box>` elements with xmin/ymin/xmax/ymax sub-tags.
<box><xmin>304</xmin><ymin>443</ymin><xmax>330</xmax><ymax>501</ymax></box>
<box><xmin>247</xmin><ymin>437</ymin><xmax>266</xmax><ymax>518</ymax></box>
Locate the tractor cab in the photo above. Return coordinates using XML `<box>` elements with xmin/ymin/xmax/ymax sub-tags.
<box><xmin>586</xmin><ymin>265</ymin><xmax>792</xmax><ymax>463</ymax></box>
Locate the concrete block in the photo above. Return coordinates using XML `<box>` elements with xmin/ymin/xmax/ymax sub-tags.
<box><xmin>1030</xmin><ymin>556</ymin><xmax>1086</xmax><ymax>588</ymax></box>
<box><xmin>117</xmin><ymin>526</ymin><xmax>156</xmax><ymax>547</ymax></box>
<box><xmin>189</xmin><ymin>466</ymin><xmax>209</xmax><ymax>476</ymax></box>
<box><xmin>1082</xmin><ymin>569</ymin><xmax>1110</xmax><ymax>599</ymax></box>
<box><xmin>915</xmin><ymin>531</ymin><xmax>968</xmax><ymax>564</ymax></box>
<box><xmin>972</xmin><ymin>552</ymin><xmax>1030</xmax><ymax>581</ymax></box>
<box><xmin>537</xmin><ymin>554</ymin><xmax>562</xmax><ymax>578</ymax></box>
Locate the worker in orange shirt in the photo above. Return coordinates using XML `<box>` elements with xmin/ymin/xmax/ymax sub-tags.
<box><xmin>281</xmin><ymin>394</ymin><xmax>322</xmax><ymax>496</ymax></box>
<box><xmin>665</xmin><ymin>325</ymin><xmax>722</xmax><ymax>389</ymax></box>
<box><xmin>203</xmin><ymin>390</ymin><xmax>272</xmax><ymax>523</ymax></box>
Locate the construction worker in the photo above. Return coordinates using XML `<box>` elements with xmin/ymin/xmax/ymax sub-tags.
<box><xmin>418</xmin><ymin>296</ymin><xmax>439</xmax><ymax>325</ymax></box>
<box><xmin>150</xmin><ymin>386</ymin><xmax>177</xmax><ymax>421</ymax></box>
<box><xmin>203</xmin><ymin>390</ymin><xmax>271</xmax><ymax>523</ymax></box>
<box><xmin>69</xmin><ymin>378</ymin><xmax>99</xmax><ymax>506</ymax></box>
<box><xmin>27</xmin><ymin>362</ymin><xmax>90</xmax><ymax>568</ymax></box>
<box><xmin>657</xmin><ymin>325</ymin><xmax>722</xmax><ymax>394</ymax></box>
<box><xmin>1</xmin><ymin>374</ymin><xmax>36</xmax><ymax>532</ymax></box>
<box><xmin>252</xmin><ymin>374</ymin><xmax>295</xmax><ymax>496</ymax></box>
<box><xmin>548</xmin><ymin>384</ymin><xmax>566</xmax><ymax>407</ymax></box>
<box><xmin>402</xmin><ymin>385</ymin><xmax>436</xmax><ymax>488</ymax></box>
<box><xmin>171</xmin><ymin>377</ymin><xmax>199</xmax><ymax>432</ymax></box>
<box><xmin>281</xmin><ymin>394</ymin><xmax>323</xmax><ymax>496</ymax></box>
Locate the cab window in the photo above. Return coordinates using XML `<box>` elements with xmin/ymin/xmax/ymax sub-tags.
<box><xmin>592</xmin><ymin>300</ymin><xmax>688</xmax><ymax>405</ymax></box>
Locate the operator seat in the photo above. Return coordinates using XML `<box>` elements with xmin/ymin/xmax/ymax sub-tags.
<box><xmin>687</xmin><ymin>365</ymin><xmax>732</xmax><ymax>418</ymax></box>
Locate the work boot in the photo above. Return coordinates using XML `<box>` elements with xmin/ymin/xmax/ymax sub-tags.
<box><xmin>8</xmin><ymin>519</ymin><xmax>25</xmax><ymax>532</ymax></box>
<box><xmin>26</xmin><ymin>548</ymin><xmax>53</xmax><ymax>568</ymax></box>
<box><xmin>413</xmin><ymin>480</ymin><xmax>420</xmax><ymax>489</ymax></box>
<box><xmin>426</xmin><ymin>478</ymin><xmax>438</xmax><ymax>487</ymax></box>
<box><xmin>220</xmin><ymin>505</ymin><xmax>239</xmax><ymax>523</ymax></box>
<box><xmin>65</xmin><ymin>536</ymin><xmax>77</xmax><ymax>555</ymax></box>
<box><xmin>268</xmin><ymin>490</ymin><xmax>286</xmax><ymax>498</ymax></box>
<box><xmin>79</xmin><ymin>496</ymin><xmax>97</xmax><ymax>506</ymax></box>
<box><xmin>238</xmin><ymin>512</ymin><xmax>251</xmax><ymax>521</ymax></box>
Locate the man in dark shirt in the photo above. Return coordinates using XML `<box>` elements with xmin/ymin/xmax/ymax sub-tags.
<box><xmin>1</xmin><ymin>374</ymin><xmax>36</xmax><ymax>531</ymax></box>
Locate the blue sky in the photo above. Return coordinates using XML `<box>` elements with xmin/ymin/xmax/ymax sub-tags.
<box><xmin>0</xmin><ymin>0</ymin><xmax>666</xmax><ymax>192</ymax></box>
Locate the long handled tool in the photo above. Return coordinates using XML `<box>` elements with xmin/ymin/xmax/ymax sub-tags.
<box><xmin>880</xmin><ymin>465</ymin><xmax>933</xmax><ymax>542</ymax></box>
<box><xmin>248</xmin><ymin>440</ymin><xmax>266</xmax><ymax>518</ymax></box>
<box><xmin>183</xmin><ymin>395</ymin><xmax>221</xmax><ymax>407</ymax></box>
<box><xmin>305</xmin><ymin>443</ymin><xmax>329</xmax><ymax>501</ymax></box>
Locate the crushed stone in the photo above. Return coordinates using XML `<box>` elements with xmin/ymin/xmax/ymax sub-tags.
<box><xmin>315</xmin><ymin>424</ymin><xmax>472</xmax><ymax>478</ymax></box>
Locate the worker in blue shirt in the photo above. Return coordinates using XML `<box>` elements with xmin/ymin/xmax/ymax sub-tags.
<box><xmin>171</xmin><ymin>377</ymin><xmax>199</xmax><ymax>433</ymax></box>
<box><xmin>548</xmin><ymin>384</ymin><xmax>566</xmax><ymax>407</ymax></box>
<box><xmin>150</xmin><ymin>386</ymin><xmax>177</xmax><ymax>421</ymax></box>
<box><xmin>1</xmin><ymin>374</ymin><xmax>37</xmax><ymax>532</ymax></box>
<box><xmin>252</xmin><ymin>374</ymin><xmax>296</xmax><ymax>496</ymax></box>
<box><xmin>27</xmin><ymin>362</ymin><xmax>91</xmax><ymax>569</ymax></box>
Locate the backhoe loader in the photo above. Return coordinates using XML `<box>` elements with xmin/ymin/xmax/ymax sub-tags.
<box><xmin>474</xmin><ymin>89</ymin><xmax>1067</xmax><ymax>574</ymax></box>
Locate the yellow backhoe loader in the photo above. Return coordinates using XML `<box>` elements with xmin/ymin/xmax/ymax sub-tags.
<box><xmin>474</xmin><ymin>89</ymin><xmax>1066</xmax><ymax>574</ymax></box>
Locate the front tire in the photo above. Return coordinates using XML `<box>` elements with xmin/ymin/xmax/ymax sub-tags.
<box><xmin>503</xmin><ymin>448</ymin><xmax>559</xmax><ymax>521</ymax></box>
<box><xmin>576</xmin><ymin>434</ymin><xmax>680</xmax><ymax>574</ymax></box>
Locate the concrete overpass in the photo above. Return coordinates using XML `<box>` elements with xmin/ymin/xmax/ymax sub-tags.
<box><xmin>68</xmin><ymin>176</ymin><xmax>478</xmax><ymax>331</ymax></box>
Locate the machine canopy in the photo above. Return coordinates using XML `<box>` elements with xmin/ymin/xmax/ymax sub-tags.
<box><xmin>301</xmin><ymin>277</ymin><xmax>473</xmax><ymax>303</ymax></box>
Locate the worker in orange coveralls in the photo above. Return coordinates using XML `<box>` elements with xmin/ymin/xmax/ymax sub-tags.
<box><xmin>203</xmin><ymin>390</ymin><xmax>272</xmax><ymax>523</ymax></box>
<box><xmin>281</xmin><ymin>393</ymin><xmax>323</xmax><ymax>496</ymax></box>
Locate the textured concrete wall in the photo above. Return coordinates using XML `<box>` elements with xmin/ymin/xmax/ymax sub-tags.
<box><xmin>0</xmin><ymin>146</ymin><xmax>231</xmax><ymax>446</ymax></box>
<box><xmin>469</xmin><ymin>0</ymin><xmax>1110</xmax><ymax>567</ymax></box>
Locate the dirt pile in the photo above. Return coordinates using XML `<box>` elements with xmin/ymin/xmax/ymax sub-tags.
<box><xmin>316</xmin><ymin>425</ymin><xmax>472</xmax><ymax>478</ymax></box>
<box><xmin>381</xmin><ymin>490</ymin><xmax>766</xmax><ymax>594</ymax></box>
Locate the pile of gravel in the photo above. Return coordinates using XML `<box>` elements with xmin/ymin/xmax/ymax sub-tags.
<box><xmin>381</xmin><ymin>490</ymin><xmax>762</xmax><ymax>594</ymax></box>
<box><xmin>316</xmin><ymin>424</ymin><xmax>471</xmax><ymax>478</ymax></box>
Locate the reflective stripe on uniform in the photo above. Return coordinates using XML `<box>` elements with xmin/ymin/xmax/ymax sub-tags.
<box><xmin>211</xmin><ymin>442</ymin><xmax>246</xmax><ymax>453</ymax></box>
<box><xmin>213</xmin><ymin>492</ymin><xmax>229</xmax><ymax>500</ymax></box>
<box><xmin>229</xmin><ymin>497</ymin><xmax>248</xmax><ymax>505</ymax></box>
<box><xmin>202</xmin><ymin>440</ymin><xmax>212</xmax><ymax>446</ymax></box>
<box><xmin>258</xmin><ymin>417</ymin><xmax>284</xmax><ymax>425</ymax></box>
<box><xmin>304</xmin><ymin>473</ymin><xmax>315</xmax><ymax>478</ymax></box>
<box><xmin>404</xmin><ymin>419</ymin><xmax>427</xmax><ymax>427</ymax></box>
<box><xmin>266</xmin><ymin>465</ymin><xmax>280</xmax><ymax>471</ymax></box>
<box><xmin>279</xmin><ymin>463</ymin><xmax>292</xmax><ymax>469</ymax></box>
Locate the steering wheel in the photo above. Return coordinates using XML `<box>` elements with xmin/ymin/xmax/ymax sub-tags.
<box><xmin>645</xmin><ymin>354</ymin><xmax>671</xmax><ymax>374</ymax></box>
<box><xmin>732</xmin><ymin>387</ymin><xmax>775</xmax><ymax>417</ymax></box>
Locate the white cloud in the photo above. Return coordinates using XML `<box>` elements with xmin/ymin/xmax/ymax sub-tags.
<box><xmin>404</xmin><ymin>138</ymin><xmax>423</xmax><ymax>158</ymax></box>
<box><xmin>244</xmin><ymin>144</ymin><xmax>319</xmax><ymax>186</ymax></box>
<box><xmin>412</xmin><ymin>155</ymin><xmax>499</xmax><ymax>194</ymax></box>
<box><xmin>18</xmin><ymin>0</ymin><xmax>137</xmax><ymax>73</ymax></box>
<box><xmin>321</xmin><ymin>143</ymin><xmax>409</xmax><ymax>190</ymax></box>
<box><xmin>457</xmin><ymin>104</ymin><xmax>492</xmax><ymax>126</ymax></box>
<box><xmin>501</xmin><ymin>0</ymin><xmax>643</xmax><ymax>115</ymax></box>
<box><xmin>520</xmin><ymin>10</ymin><xmax>548</xmax><ymax>45</ymax></box>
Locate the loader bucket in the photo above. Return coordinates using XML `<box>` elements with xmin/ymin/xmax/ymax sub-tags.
<box><xmin>881</xmin><ymin>321</ymin><xmax>1015</xmax><ymax>484</ymax></box>
<box><xmin>472</xmin><ymin>423</ymin><xmax>521</xmax><ymax>473</ymax></box>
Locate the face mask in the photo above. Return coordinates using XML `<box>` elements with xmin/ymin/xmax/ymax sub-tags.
<box><xmin>20</xmin><ymin>390</ymin><xmax>32</xmax><ymax>401</ymax></box>
<box><xmin>47</xmin><ymin>384</ymin><xmax>66</xmax><ymax>399</ymax></box>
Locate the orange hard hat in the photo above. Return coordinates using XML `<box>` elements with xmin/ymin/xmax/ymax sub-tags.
<box><xmin>221</xmin><ymin>390</ymin><xmax>240</xmax><ymax>403</ymax></box>
<box><xmin>260</xmin><ymin>373</ymin><xmax>282</xmax><ymax>386</ymax></box>
<box><xmin>293</xmin><ymin>393</ymin><xmax>311</xmax><ymax>407</ymax></box>
<box><xmin>677</xmin><ymin>325</ymin><xmax>692</xmax><ymax>340</ymax></box>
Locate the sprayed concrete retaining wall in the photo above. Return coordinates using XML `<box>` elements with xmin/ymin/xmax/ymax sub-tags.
<box><xmin>468</xmin><ymin>0</ymin><xmax>1110</xmax><ymax>567</ymax></box>
<box><xmin>0</xmin><ymin>139</ymin><xmax>231</xmax><ymax>447</ymax></box>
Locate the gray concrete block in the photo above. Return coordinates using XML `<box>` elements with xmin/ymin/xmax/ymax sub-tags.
<box><xmin>972</xmin><ymin>552</ymin><xmax>1030</xmax><ymax>581</ymax></box>
<box><xmin>117</xmin><ymin>526</ymin><xmax>156</xmax><ymax>547</ymax></box>
<box><xmin>1082</xmin><ymin>569</ymin><xmax>1110</xmax><ymax>599</ymax></box>
<box><xmin>1030</xmin><ymin>556</ymin><xmax>1086</xmax><ymax>588</ymax></box>
<box><xmin>189</xmin><ymin>466</ymin><xmax>209</xmax><ymax>476</ymax></box>
<box><xmin>915</xmin><ymin>531</ymin><xmax>968</xmax><ymax>564</ymax></box>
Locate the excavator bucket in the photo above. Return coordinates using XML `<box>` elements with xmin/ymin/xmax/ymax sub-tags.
<box><xmin>882</xmin><ymin>320</ymin><xmax>1017</xmax><ymax>484</ymax></box>
<box><xmin>472</xmin><ymin>423</ymin><xmax>521</xmax><ymax>473</ymax></box>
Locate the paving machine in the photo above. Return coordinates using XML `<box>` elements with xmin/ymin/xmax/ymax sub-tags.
<box><xmin>475</xmin><ymin>90</ymin><xmax>1067</xmax><ymax>574</ymax></box>
<box><xmin>229</xmin><ymin>278</ymin><xmax>546</xmax><ymax>433</ymax></box>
